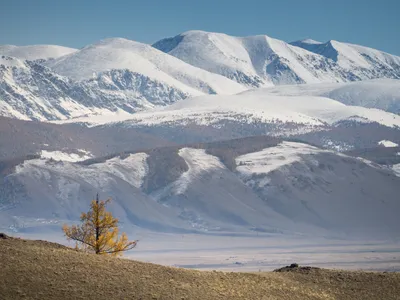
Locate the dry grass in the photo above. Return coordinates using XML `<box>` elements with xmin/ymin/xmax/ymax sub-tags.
<box><xmin>1</xmin><ymin>235</ymin><xmax>400</xmax><ymax>300</ymax></box>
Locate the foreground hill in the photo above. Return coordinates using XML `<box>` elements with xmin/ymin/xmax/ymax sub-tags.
<box><xmin>1</xmin><ymin>235</ymin><xmax>399</xmax><ymax>300</ymax></box>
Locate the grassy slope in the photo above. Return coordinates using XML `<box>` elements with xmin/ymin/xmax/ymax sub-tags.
<box><xmin>1</xmin><ymin>236</ymin><xmax>400</xmax><ymax>300</ymax></box>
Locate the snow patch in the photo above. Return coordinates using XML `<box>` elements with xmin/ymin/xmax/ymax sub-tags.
<box><xmin>92</xmin><ymin>153</ymin><xmax>149</xmax><ymax>189</ymax></box>
<box><xmin>236</xmin><ymin>142</ymin><xmax>325</xmax><ymax>176</ymax></box>
<box><xmin>40</xmin><ymin>150</ymin><xmax>92</xmax><ymax>162</ymax></box>
<box><xmin>295</xmin><ymin>39</ymin><xmax>323</xmax><ymax>45</ymax></box>
<box><xmin>18</xmin><ymin>152</ymin><xmax>149</xmax><ymax>189</ymax></box>
<box><xmin>0</xmin><ymin>56</ymin><xmax>28</xmax><ymax>68</ymax></box>
<box><xmin>392</xmin><ymin>164</ymin><xmax>400</xmax><ymax>177</ymax></box>
<box><xmin>175</xmin><ymin>148</ymin><xmax>225</xmax><ymax>194</ymax></box>
<box><xmin>378</xmin><ymin>140</ymin><xmax>398</xmax><ymax>147</ymax></box>
<box><xmin>152</xmin><ymin>148</ymin><xmax>225</xmax><ymax>202</ymax></box>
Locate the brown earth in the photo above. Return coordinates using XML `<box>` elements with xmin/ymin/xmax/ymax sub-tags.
<box><xmin>1</xmin><ymin>235</ymin><xmax>400</xmax><ymax>300</ymax></box>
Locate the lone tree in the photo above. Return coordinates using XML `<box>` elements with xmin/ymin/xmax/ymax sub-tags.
<box><xmin>63</xmin><ymin>194</ymin><xmax>137</xmax><ymax>256</ymax></box>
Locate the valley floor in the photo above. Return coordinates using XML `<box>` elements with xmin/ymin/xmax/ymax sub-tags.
<box><xmin>14</xmin><ymin>231</ymin><xmax>400</xmax><ymax>272</ymax></box>
<box><xmin>129</xmin><ymin>233</ymin><xmax>400</xmax><ymax>273</ymax></box>
<box><xmin>1</xmin><ymin>234</ymin><xmax>400</xmax><ymax>300</ymax></box>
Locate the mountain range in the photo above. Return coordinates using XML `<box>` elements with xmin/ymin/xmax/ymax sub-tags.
<box><xmin>1</xmin><ymin>30</ymin><xmax>400</xmax><ymax>122</ymax></box>
<box><xmin>1</xmin><ymin>30</ymin><xmax>400</xmax><ymax>241</ymax></box>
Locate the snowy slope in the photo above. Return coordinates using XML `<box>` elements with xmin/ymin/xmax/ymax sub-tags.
<box><xmin>153</xmin><ymin>31</ymin><xmax>266</xmax><ymax>87</ymax></box>
<box><xmin>1</xmin><ymin>140</ymin><xmax>400</xmax><ymax>239</ymax></box>
<box><xmin>150</xmin><ymin>147</ymin><xmax>313</xmax><ymax>233</ymax></box>
<box><xmin>235</xmin><ymin>141</ymin><xmax>400</xmax><ymax>238</ymax></box>
<box><xmin>378</xmin><ymin>140</ymin><xmax>398</xmax><ymax>147</ymax></box>
<box><xmin>236</xmin><ymin>141</ymin><xmax>323</xmax><ymax>175</ymax></box>
<box><xmin>46</xmin><ymin>38</ymin><xmax>246</xmax><ymax>95</ymax></box>
<box><xmin>0</xmin><ymin>153</ymin><xmax>188</xmax><ymax>232</ymax></box>
<box><xmin>291</xmin><ymin>39</ymin><xmax>400</xmax><ymax>80</ymax></box>
<box><xmin>0</xmin><ymin>56</ymin><xmax>88</xmax><ymax>120</ymax></box>
<box><xmin>0</xmin><ymin>44</ymin><xmax>77</xmax><ymax>60</ymax></box>
<box><xmin>0</xmin><ymin>53</ymin><xmax>242</xmax><ymax>121</ymax></box>
<box><xmin>153</xmin><ymin>31</ymin><xmax>400</xmax><ymax>87</ymax></box>
<box><xmin>262</xmin><ymin>79</ymin><xmax>400</xmax><ymax>113</ymax></box>
<box><xmin>0</xmin><ymin>56</ymin><xmax>136</xmax><ymax>121</ymax></box>
<box><xmin>92</xmin><ymin>88</ymin><xmax>400</xmax><ymax>130</ymax></box>
<box><xmin>153</xmin><ymin>30</ymin><xmax>339</xmax><ymax>86</ymax></box>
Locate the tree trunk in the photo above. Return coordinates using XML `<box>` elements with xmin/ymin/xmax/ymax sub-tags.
<box><xmin>95</xmin><ymin>193</ymin><xmax>100</xmax><ymax>254</ymax></box>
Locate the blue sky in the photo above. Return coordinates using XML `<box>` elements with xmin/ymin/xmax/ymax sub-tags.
<box><xmin>1</xmin><ymin>0</ymin><xmax>399</xmax><ymax>55</ymax></box>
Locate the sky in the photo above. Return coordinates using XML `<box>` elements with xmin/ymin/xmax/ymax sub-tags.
<box><xmin>1</xmin><ymin>0</ymin><xmax>399</xmax><ymax>55</ymax></box>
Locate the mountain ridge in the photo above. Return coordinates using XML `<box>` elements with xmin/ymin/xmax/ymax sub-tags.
<box><xmin>1</xmin><ymin>135</ymin><xmax>400</xmax><ymax>239</ymax></box>
<box><xmin>1</xmin><ymin>30</ymin><xmax>400</xmax><ymax>122</ymax></box>
<box><xmin>153</xmin><ymin>30</ymin><xmax>400</xmax><ymax>86</ymax></box>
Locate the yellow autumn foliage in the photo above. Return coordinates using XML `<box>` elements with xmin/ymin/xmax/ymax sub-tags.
<box><xmin>63</xmin><ymin>195</ymin><xmax>137</xmax><ymax>256</ymax></box>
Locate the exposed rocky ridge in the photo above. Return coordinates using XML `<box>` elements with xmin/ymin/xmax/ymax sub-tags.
<box><xmin>0</xmin><ymin>57</ymin><xmax>194</xmax><ymax>121</ymax></box>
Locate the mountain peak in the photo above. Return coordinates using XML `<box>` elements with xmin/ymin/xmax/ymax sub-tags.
<box><xmin>180</xmin><ymin>29</ymin><xmax>214</xmax><ymax>36</ymax></box>
<box><xmin>93</xmin><ymin>37</ymin><xmax>142</xmax><ymax>47</ymax></box>
<box><xmin>292</xmin><ymin>38</ymin><xmax>323</xmax><ymax>45</ymax></box>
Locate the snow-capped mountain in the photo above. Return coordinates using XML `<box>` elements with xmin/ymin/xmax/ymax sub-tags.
<box><xmin>0</xmin><ymin>57</ymin><xmax>244</xmax><ymax>121</ymax></box>
<box><xmin>0</xmin><ymin>44</ymin><xmax>77</xmax><ymax>60</ymax></box>
<box><xmin>0</xmin><ymin>56</ymin><xmax>91</xmax><ymax>120</ymax></box>
<box><xmin>1</xmin><ymin>138</ymin><xmax>399</xmax><ymax>239</ymax></box>
<box><xmin>0</xmin><ymin>38</ymin><xmax>247</xmax><ymax>121</ymax></box>
<box><xmin>45</xmin><ymin>38</ymin><xmax>246</xmax><ymax>95</ymax></box>
<box><xmin>0</xmin><ymin>55</ymin><xmax>172</xmax><ymax>121</ymax></box>
<box><xmin>154</xmin><ymin>30</ymin><xmax>400</xmax><ymax>86</ymax></box>
<box><xmin>2</xmin><ymin>32</ymin><xmax>400</xmax><ymax>121</ymax></box>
